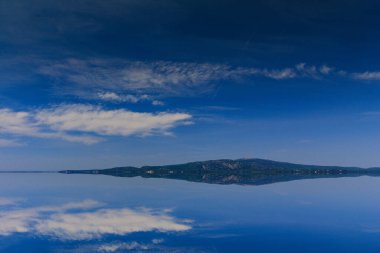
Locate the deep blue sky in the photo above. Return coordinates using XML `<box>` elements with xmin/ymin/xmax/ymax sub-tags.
<box><xmin>1</xmin><ymin>0</ymin><xmax>380</xmax><ymax>170</ymax></box>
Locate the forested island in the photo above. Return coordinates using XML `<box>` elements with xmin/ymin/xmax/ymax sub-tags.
<box><xmin>60</xmin><ymin>158</ymin><xmax>380</xmax><ymax>186</ymax></box>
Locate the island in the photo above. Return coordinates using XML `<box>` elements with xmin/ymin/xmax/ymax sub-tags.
<box><xmin>60</xmin><ymin>158</ymin><xmax>380</xmax><ymax>186</ymax></box>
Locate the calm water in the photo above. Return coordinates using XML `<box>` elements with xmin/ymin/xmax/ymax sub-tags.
<box><xmin>0</xmin><ymin>173</ymin><xmax>380</xmax><ymax>252</ymax></box>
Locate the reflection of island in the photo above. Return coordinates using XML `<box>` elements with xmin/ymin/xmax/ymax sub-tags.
<box><xmin>60</xmin><ymin>159</ymin><xmax>380</xmax><ymax>186</ymax></box>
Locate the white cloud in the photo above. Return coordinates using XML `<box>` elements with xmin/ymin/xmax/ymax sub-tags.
<box><xmin>35</xmin><ymin>104</ymin><xmax>192</xmax><ymax>137</ymax></box>
<box><xmin>0</xmin><ymin>105</ymin><xmax>192</xmax><ymax>145</ymax></box>
<box><xmin>0</xmin><ymin>200</ymin><xmax>191</xmax><ymax>240</ymax></box>
<box><xmin>295</xmin><ymin>63</ymin><xmax>319</xmax><ymax>78</ymax></box>
<box><xmin>0</xmin><ymin>108</ymin><xmax>100</xmax><ymax>144</ymax></box>
<box><xmin>98</xmin><ymin>91</ymin><xmax>128</xmax><ymax>102</ymax></box>
<box><xmin>97</xmin><ymin>91</ymin><xmax>163</xmax><ymax>105</ymax></box>
<box><xmin>352</xmin><ymin>71</ymin><xmax>380</xmax><ymax>80</ymax></box>
<box><xmin>152</xmin><ymin>100</ymin><xmax>165</xmax><ymax>106</ymax></box>
<box><xmin>0</xmin><ymin>109</ymin><xmax>36</xmax><ymax>136</ymax></box>
<box><xmin>320</xmin><ymin>65</ymin><xmax>333</xmax><ymax>75</ymax></box>
<box><xmin>262</xmin><ymin>68</ymin><xmax>297</xmax><ymax>80</ymax></box>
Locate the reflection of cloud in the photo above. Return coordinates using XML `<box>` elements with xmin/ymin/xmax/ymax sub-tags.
<box><xmin>0</xmin><ymin>200</ymin><xmax>101</xmax><ymax>236</ymax></box>
<box><xmin>90</xmin><ymin>238</ymin><xmax>209</xmax><ymax>253</ymax></box>
<box><xmin>0</xmin><ymin>199</ymin><xmax>191</xmax><ymax>240</ymax></box>
<box><xmin>37</xmin><ymin>208</ymin><xmax>191</xmax><ymax>240</ymax></box>
<box><xmin>97</xmin><ymin>240</ymin><xmax>162</xmax><ymax>252</ymax></box>
<box><xmin>59</xmin><ymin>238</ymin><xmax>204</xmax><ymax>253</ymax></box>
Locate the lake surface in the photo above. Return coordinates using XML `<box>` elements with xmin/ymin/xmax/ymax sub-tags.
<box><xmin>0</xmin><ymin>173</ymin><xmax>380</xmax><ymax>252</ymax></box>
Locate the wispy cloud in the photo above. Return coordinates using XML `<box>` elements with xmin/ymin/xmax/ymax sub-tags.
<box><xmin>4</xmin><ymin>56</ymin><xmax>380</xmax><ymax>103</ymax></box>
<box><xmin>97</xmin><ymin>91</ymin><xmax>164</xmax><ymax>105</ymax></box>
<box><xmin>0</xmin><ymin>199</ymin><xmax>191</xmax><ymax>240</ymax></box>
<box><xmin>261</xmin><ymin>68</ymin><xmax>297</xmax><ymax>80</ymax></box>
<box><xmin>98</xmin><ymin>92</ymin><xmax>141</xmax><ymax>103</ymax></box>
<box><xmin>98</xmin><ymin>241</ymin><xmax>152</xmax><ymax>252</ymax></box>
<box><xmin>352</xmin><ymin>71</ymin><xmax>380</xmax><ymax>80</ymax></box>
<box><xmin>5</xmin><ymin>57</ymin><xmax>380</xmax><ymax>105</ymax></box>
<box><xmin>97</xmin><ymin>239</ymin><xmax>164</xmax><ymax>252</ymax></box>
<box><xmin>37</xmin><ymin>59</ymin><xmax>341</xmax><ymax>98</ymax></box>
<box><xmin>38</xmin><ymin>59</ymin><xmax>233</xmax><ymax>96</ymax></box>
<box><xmin>0</xmin><ymin>104</ymin><xmax>192</xmax><ymax>145</ymax></box>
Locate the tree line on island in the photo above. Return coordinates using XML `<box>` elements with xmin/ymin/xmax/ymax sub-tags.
<box><xmin>60</xmin><ymin>158</ymin><xmax>380</xmax><ymax>186</ymax></box>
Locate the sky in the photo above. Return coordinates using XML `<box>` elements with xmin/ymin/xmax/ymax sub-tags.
<box><xmin>1</xmin><ymin>0</ymin><xmax>380</xmax><ymax>170</ymax></box>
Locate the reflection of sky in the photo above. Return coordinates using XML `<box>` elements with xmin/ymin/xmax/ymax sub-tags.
<box><xmin>1</xmin><ymin>174</ymin><xmax>380</xmax><ymax>252</ymax></box>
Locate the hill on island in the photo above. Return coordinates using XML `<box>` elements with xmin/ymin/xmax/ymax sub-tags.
<box><xmin>60</xmin><ymin>158</ymin><xmax>380</xmax><ymax>186</ymax></box>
